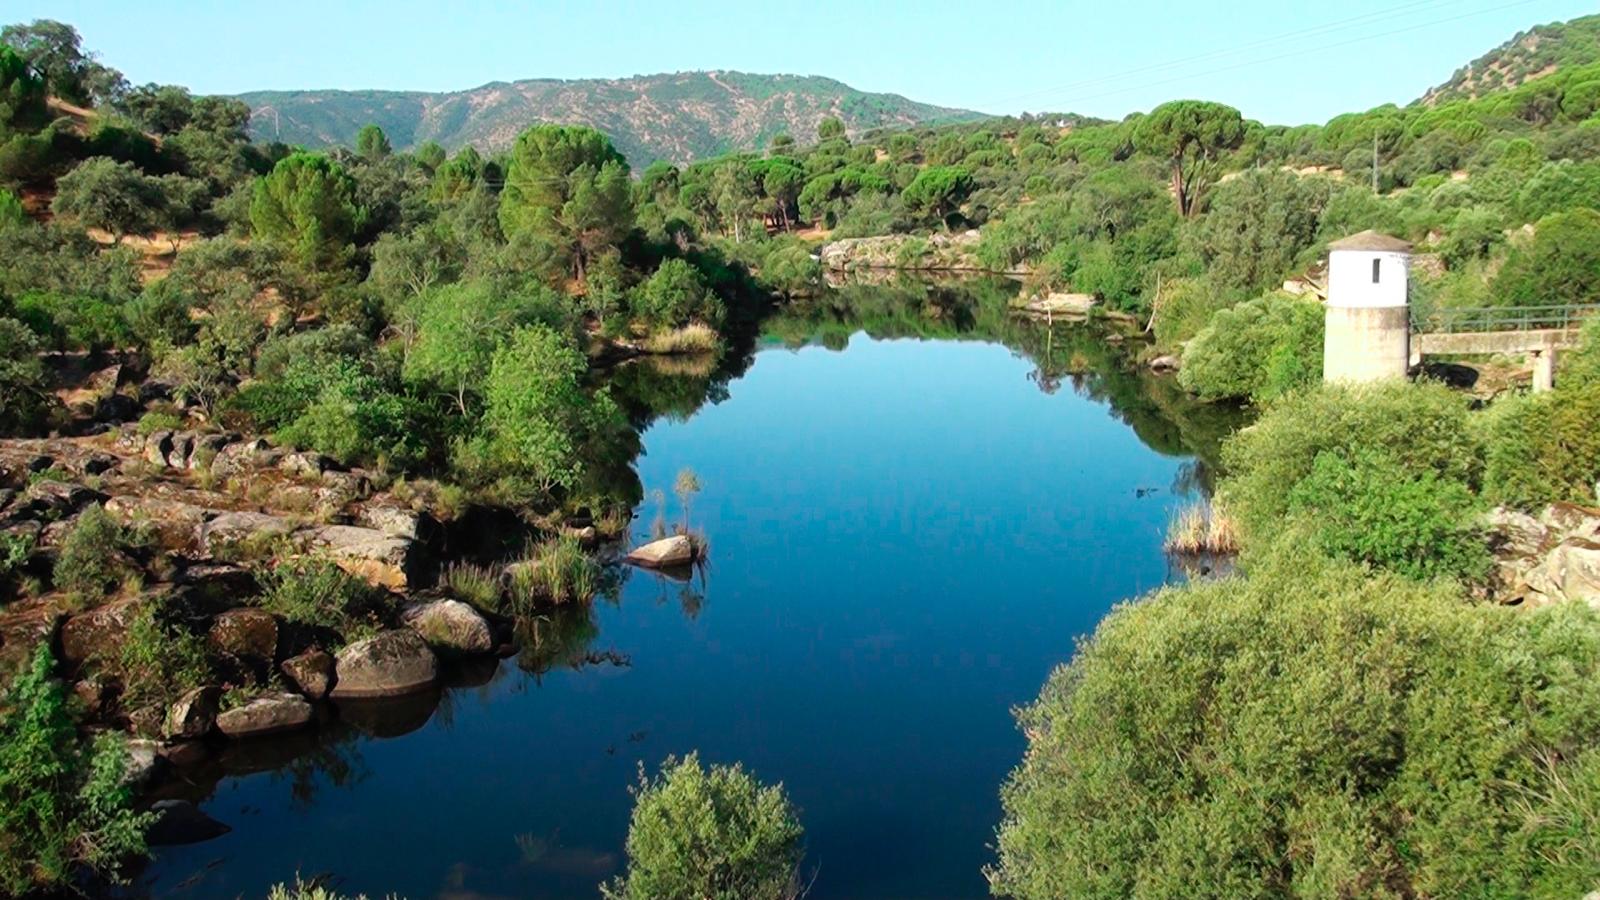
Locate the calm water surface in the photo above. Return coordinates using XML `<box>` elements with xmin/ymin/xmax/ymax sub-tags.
<box><xmin>146</xmin><ymin>323</ymin><xmax>1214</xmax><ymax>899</ymax></box>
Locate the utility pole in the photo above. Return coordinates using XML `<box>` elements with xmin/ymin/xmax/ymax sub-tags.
<box><xmin>1372</xmin><ymin>131</ymin><xmax>1379</xmax><ymax>194</ymax></box>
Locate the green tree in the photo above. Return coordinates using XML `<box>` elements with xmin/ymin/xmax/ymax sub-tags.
<box><xmin>354</xmin><ymin>123</ymin><xmax>392</xmax><ymax>160</ymax></box>
<box><xmin>49</xmin><ymin>157</ymin><xmax>165</xmax><ymax>243</ymax></box>
<box><xmin>1491</xmin><ymin>208</ymin><xmax>1600</xmax><ymax>307</ymax></box>
<box><xmin>249</xmin><ymin>152</ymin><xmax>364</xmax><ymax>270</ymax></box>
<box><xmin>0</xmin><ymin>45</ymin><xmax>49</xmax><ymax>133</ymax></box>
<box><xmin>0</xmin><ymin>645</ymin><xmax>153</xmax><ymax>894</ymax></box>
<box><xmin>0</xmin><ymin>20</ymin><xmax>124</xmax><ymax>107</ymax></box>
<box><xmin>901</xmin><ymin>165</ymin><xmax>974</xmax><ymax>230</ymax></box>
<box><xmin>402</xmin><ymin>281</ymin><xmax>564</xmax><ymax>413</ymax></box>
<box><xmin>498</xmin><ymin>124</ymin><xmax>634</xmax><ymax>283</ymax></box>
<box><xmin>413</xmin><ymin>140</ymin><xmax>446</xmax><ymax>172</ymax></box>
<box><xmin>816</xmin><ymin>116</ymin><xmax>846</xmax><ymax>141</ymax></box>
<box><xmin>603</xmin><ymin>753</ymin><xmax>805</xmax><ymax>900</ymax></box>
<box><xmin>0</xmin><ymin>186</ymin><xmax>22</xmax><ymax>225</ymax></box>
<box><xmin>1190</xmin><ymin>169</ymin><xmax>1331</xmax><ymax>294</ymax></box>
<box><xmin>631</xmin><ymin>258</ymin><xmax>724</xmax><ymax>329</ymax></box>
<box><xmin>1133</xmin><ymin>100</ymin><xmax>1247</xmax><ymax>217</ymax></box>
<box><xmin>478</xmin><ymin>324</ymin><xmax>621</xmax><ymax>493</ymax></box>
<box><xmin>1179</xmin><ymin>293</ymin><xmax>1324</xmax><ymax>403</ymax></box>
<box><xmin>0</xmin><ymin>316</ymin><xmax>50</xmax><ymax>435</ymax></box>
<box><xmin>990</xmin><ymin>550</ymin><xmax>1600</xmax><ymax>899</ymax></box>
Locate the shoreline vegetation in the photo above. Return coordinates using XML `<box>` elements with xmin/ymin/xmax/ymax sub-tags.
<box><xmin>2</xmin><ymin>10</ymin><xmax>1600</xmax><ymax>898</ymax></box>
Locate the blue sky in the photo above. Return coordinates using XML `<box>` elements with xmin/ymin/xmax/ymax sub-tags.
<box><xmin>10</xmin><ymin>0</ymin><xmax>1596</xmax><ymax>124</ymax></box>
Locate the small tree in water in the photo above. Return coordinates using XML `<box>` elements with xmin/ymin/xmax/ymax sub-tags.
<box><xmin>603</xmin><ymin>752</ymin><xmax>805</xmax><ymax>900</ymax></box>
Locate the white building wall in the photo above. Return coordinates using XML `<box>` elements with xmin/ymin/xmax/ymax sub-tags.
<box><xmin>1327</xmin><ymin>250</ymin><xmax>1410</xmax><ymax>309</ymax></box>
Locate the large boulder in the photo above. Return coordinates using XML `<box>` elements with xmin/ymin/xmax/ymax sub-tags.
<box><xmin>1486</xmin><ymin>507</ymin><xmax>1551</xmax><ymax>559</ymax></box>
<box><xmin>356</xmin><ymin>504</ymin><xmax>429</xmax><ymax>540</ymax></box>
<box><xmin>402</xmin><ymin>599</ymin><xmax>493</xmax><ymax>656</ymax></box>
<box><xmin>164</xmin><ymin>685</ymin><xmax>221</xmax><ymax>739</ymax></box>
<box><xmin>196</xmin><ymin>511</ymin><xmax>298</xmax><ymax>558</ymax></box>
<box><xmin>207</xmin><ymin>608</ymin><xmax>279</xmax><ymax>663</ymax></box>
<box><xmin>1523</xmin><ymin>537</ymin><xmax>1600</xmax><ymax>608</ymax></box>
<box><xmin>215</xmin><ymin>692</ymin><xmax>314</xmax><ymax>738</ymax></box>
<box><xmin>281</xmin><ymin>649</ymin><xmax>336</xmax><ymax>699</ymax></box>
<box><xmin>624</xmin><ymin>534</ymin><xmax>696</xmax><ymax>568</ymax></box>
<box><xmin>0</xmin><ymin>606</ymin><xmax>62</xmax><ymax>677</ymax></box>
<box><xmin>330</xmin><ymin>630</ymin><xmax>438</xmax><ymax>699</ymax></box>
<box><xmin>60</xmin><ymin>596</ymin><xmax>148</xmax><ymax>665</ymax></box>
<box><xmin>143</xmin><ymin>430</ymin><xmax>174</xmax><ymax>467</ymax></box>
<box><xmin>311</xmin><ymin>525</ymin><xmax>420</xmax><ymax>591</ymax></box>
<box><xmin>105</xmin><ymin>496</ymin><xmax>210</xmax><ymax>555</ymax></box>
<box><xmin>1541</xmin><ymin>503</ymin><xmax>1600</xmax><ymax>542</ymax></box>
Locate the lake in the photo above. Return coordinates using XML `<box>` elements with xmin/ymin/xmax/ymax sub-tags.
<box><xmin>143</xmin><ymin>287</ymin><xmax>1230</xmax><ymax>899</ymax></box>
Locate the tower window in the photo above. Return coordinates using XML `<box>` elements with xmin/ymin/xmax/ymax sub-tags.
<box><xmin>1372</xmin><ymin>258</ymin><xmax>1381</xmax><ymax>283</ymax></box>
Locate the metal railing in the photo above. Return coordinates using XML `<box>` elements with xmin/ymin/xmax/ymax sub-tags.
<box><xmin>1411</xmin><ymin>304</ymin><xmax>1600</xmax><ymax>334</ymax></box>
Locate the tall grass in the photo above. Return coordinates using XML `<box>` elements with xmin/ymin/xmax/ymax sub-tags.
<box><xmin>644</xmin><ymin>323</ymin><xmax>721</xmax><ymax>355</ymax></box>
<box><xmin>507</xmin><ymin>535</ymin><xmax>601</xmax><ymax>611</ymax></box>
<box><xmin>1163</xmin><ymin>501</ymin><xmax>1240</xmax><ymax>555</ymax></box>
<box><xmin>442</xmin><ymin>562</ymin><xmax>503</xmax><ymax>613</ymax></box>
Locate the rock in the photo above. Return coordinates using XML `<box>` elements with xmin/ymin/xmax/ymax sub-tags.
<box><xmin>0</xmin><ymin>488</ymin><xmax>14</xmax><ymax>514</ymax></box>
<box><xmin>316</xmin><ymin>471</ymin><xmax>370</xmax><ymax>509</ymax></box>
<box><xmin>279</xmin><ymin>451</ymin><xmax>334</xmax><ymax>479</ymax></box>
<box><xmin>311</xmin><ymin>525</ymin><xmax>420</xmax><ymax>590</ymax></box>
<box><xmin>207</xmin><ymin>608</ymin><xmax>278</xmax><ymax>663</ymax></box>
<box><xmin>186</xmin><ymin>433</ymin><xmax>233</xmax><ymax>470</ymax></box>
<box><xmin>215</xmin><ymin>692</ymin><xmax>314</xmax><ymax>738</ymax></box>
<box><xmin>356</xmin><ymin>504</ymin><xmax>428</xmax><ymax>540</ymax></box>
<box><xmin>105</xmin><ymin>496</ymin><xmax>210</xmax><ymax>554</ymax></box>
<box><xmin>73</xmin><ymin>674</ymin><xmax>110</xmax><ymax>715</ymax></box>
<box><xmin>123</xmin><ymin>738</ymin><xmax>161</xmax><ymax>787</ymax></box>
<box><xmin>143</xmin><ymin>430</ymin><xmax>174</xmax><ymax>467</ymax></box>
<box><xmin>22</xmin><ymin>479</ymin><xmax>103</xmax><ymax>517</ymax></box>
<box><xmin>281</xmin><ymin>649</ymin><xmax>336</xmax><ymax>699</ymax></box>
<box><xmin>157</xmin><ymin>739</ymin><xmax>210</xmax><ymax>767</ymax></box>
<box><xmin>330</xmin><ymin>630</ymin><xmax>438</xmax><ymax>699</ymax></box>
<box><xmin>1524</xmin><ymin>537</ymin><xmax>1600</xmax><ymax>608</ymax></box>
<box><xmin>1018</xmin><ymin>291</ymin><xmax>1097</xmax><ymax>317</ymax></box>
<box><xmin>402</xmin><ymin>599</ymin><xmax>494</xmax><ymax>655</ymax></box>
<box><xmin>196</xmin><ymin>511</ymin><xmax>297</xmax><ymax>558</ymax></box>
<box><xmin>562</xmin><ymin>524</ymin><xmax>600</xmax><ymax>546</ymax></box>
<box><xmin>81</xmin><ymin>452</ymin><xmax>119</xmax><ymax>476</ymax></box>
<box><xmin>60</xmin><ymin>596</ymin><xmax>147</xmax><ymax>664</ymax></box>
<box><xmin>164</xmin><ymin>685</ymin><xmax>221</xmax><ymax>739</ymax></box>
<box><xmin>127</xmin><ymin>705</ymin><xmax>165</xmax><ymax>739</ymax></box>
<box><xmin>1149</xmin><ymin>354</ymin><xmax>1181</xmax><ymax>373</ymax></box>
<box><xmin>818</xmin><ymin>230</ymin><xmax>984</xmax><ymax>272</ymax></box>
<box><xmin>210</xmin><ymin>438</ymin><xmax>272</xmax><ymax>478</ymax></box>
<box><xmin>86</xmin><ymin>363</ymin><xmax>123</xmax><ymax>396</ymax></box>
<box><xmin>94</xmin><ymin>393</ymin><xmax>140</xmax><ymax>425</ymax></box>
<box><xmin>624</xmin><ymin>534</ymin><xmax>696</xmax><ymax>568</ymax></box>
<box><xmin>1486</xmin><ymin>507</ymin><xmax>1550</xmax><ymax>558</ymax></box>
<box><xmin>1541</xmin><ymin>502</ymin><xmax>1600</xmax><ymax>542</ymax></box>
<box><xmin>166</xmin><ymin>432</ymin><xmax>197</xmax><ymax>468</ymax></box>
<box><xmin>0</xmin><ymin>606</ymin><xmax>62</xmax><ymax>676</ymax></box>
<box><xmin>146</xmin><ymin>799</ymin><xmax>230</xmax><ymax>846</ymax></box>
<box><xmin>24</xmin><ymin>454</ymin><xmax>53</xmax><ymax>473</ymax></box>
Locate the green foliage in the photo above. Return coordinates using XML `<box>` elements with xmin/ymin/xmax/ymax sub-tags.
<box><xmin>0</xmin><ymin>186</ymin><xmax>21</xmax><ymax>225</ymax></box>
<box><xmin>1482</xmin><ymin>381</ymin><xmax>1600</xmax><ymax>509</ymax></box>
<box><xmin>498</xmin><ymin>124</ymin><xmax>634</xmax><ymax>282</ymax></box>
<box><xmin>401</xmin><ymin>281</ymin><xmax>567</xmax><ymax>412</ymax></box>
<box><xmin>1491</xmin><ymin>208</ymin><xmax>1600</xmax><ymax>307</ymax></box>
<box><xmin>0</xmin><ymin>645</ymin><xmax>153</xmax><ymax>895</ymax></box>
<box><xmin>53</xmin><ymin>504</ymin><xmax>140</xmax><ymax>608</ymax></box>
<box><xmin>507</xmin><ymin>534</ymin><xmax>601</xmax><ymax>611</ymax></box>
<box><xmin>1221</xmin><ymin>382</ymin><xmax>1483</xmax><ymax>554</ymax></box>
<box><xmin>256</xmin><ymin>556</ymin><xmax>386</xmax><ymax>641</ymax></box>
<box><xmin>1179</xmin><ymin>293</ymin><xmax>1323</xmax><ymax>403</ymax></box>
<box><xmin>630</xmin><ymin>258</ymin><xmax>725</xmax><ymax>329</ymax></box>
<box><xmin>0</xmin><ymin>45</ymin><xmax>48</xmax><ymax>135</ymax></box>
<box><xmin>250</xmin><ymin>152</ymin><xmax>365</xmax><ymax>270</ymax></box>
<box><xmin>990</xmin><ymin>550</ymin><xmax>1600</xmax><ymax>898</ymax></box>
<box><xmin>0</xmin><ymin>316</ymin><xmax>50</xmax><ymax>435</ymax></box>
<box><xmin>1189</xmin><ymin>169</ymin><xmax>1331</xmax><ymax>294</ymax></box>
<box><xmin>354</xmin><ymin>123</ymin><xmax>391</xmax><ymax>160</ymax></box>
<box><xmin>900</xmin><ymin>165</ymin><xmax>974</xmax><ymax>228</ymax></box>
<box><xmin>50</xmin><ymin>157</ymin><xmax>167</xmax><ymax>241</ymax></box>
<box><xmin>604</xmin><ymin>752</ymin><xmax>805</xmax><ymax>900</ymax></box>
<box><xmin>112</xmin><ymin>602</ymin><xmax>210</xmax><ymax>709</ymax></box>
<box><xmin>1132</xmin><ymin>100</ymin><xmax>1246</xmax><ymax>216</ymax></box>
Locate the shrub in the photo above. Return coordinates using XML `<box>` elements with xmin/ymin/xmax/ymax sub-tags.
<box><xmin>1221</xmin><ymin>382</ymin><xmax>1482</xmax><ymax>545</ymax></box>
<box><xmin>1179</xmin><ymin>292</ymin><xmax>1323</xmax><ymax>403</ymax></box>
<box><xmin>53</xmin><ymin>504</ymin><xmax>141</xmax><ymax>608</ymax></box>
<box><xmin>630</xmin><ymin>259</ymin><xmax>725</xmax><ymax>330</ymax></box>
<box><xmin>1491</xmin><ymin>208</ymin><xmax>1600</xmax><ymax>308</ymax></box>
<box><xmin>1285</xmin><ymin>448</ymin><xmax>1490</xmax><ymax>581</ymax></box>
<box><xmin>1482</xmin><ymin>382</ymin><xmax>1600</xmax><ymax>509</ymax></box>
<box><xmin>989</xmin><ymin>550</ymin><xmax>1600</xmax><ymax>899</ymax></box>
<box><xmin>0</xmin><ymin>645</ymin><xmax>154</xmax><ymax>895</ymax></box>
<box><xmin>0</xmin><ymin>316</ymin><xmax>51</xmax><ymax>436</ymax></box>
<box><xmin>111</xmin><ymin>603</ymin><xmax>211</xmax><ymax>709</ymax></box>
<box><xmin>603</xmin><ymin>752</ymin><xmax>805</xmax><ymax>900</ymax></box>
<box><xmin>507</xmin><ymin>535</ymin><xmax>601</xmax><ymax>611</ymax></box>
<box><xmin>135</xmin><ymin>410</ymin><xmax>184</xmax><ymax>435</ymax></box>
<box><xmin>267</xmin><ymin>878</ymin><xmax>377</xmax><ymax>900</ymax></box>
<box><xmin>1150</xmin><ymin>277</ymin><xmax>1231</xmax><ymax>351</ymax></box>
<box><xmin>441</xmin><ymin>562</ymin><xmax>502</xmax><ymax>613</ymax></box>
<box><xmin>642</xmin><ymin>322</ymin><xmax>721</xmax><ymax>355</ymax></box>
<box><xmin>256</xmin><ymin>556</ymin><xmax>387</xmax><ymax>641</ymax></box>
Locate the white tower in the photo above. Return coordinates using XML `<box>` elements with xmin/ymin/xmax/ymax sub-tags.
<box><xmin>1322</xmin><ymin>230</ymin><xmax>1413</xmax><ymax>383</ymax></box>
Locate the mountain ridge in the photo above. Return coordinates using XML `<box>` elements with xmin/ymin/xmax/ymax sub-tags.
<box><xmin>237</xmin><ymin>70</ymin><xmax>984</xmax><ymax>167</ymax></box>
<box><xmin>1419</xmin><ymin>13</ymin><xmax>1600</xmax><ymax>105</ymax></box>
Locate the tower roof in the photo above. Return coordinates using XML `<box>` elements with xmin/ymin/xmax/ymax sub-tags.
<box><xmin>1328</xmin><ymin>230</ymin><xmax>1412</xmax><ymax>253</ymax></box>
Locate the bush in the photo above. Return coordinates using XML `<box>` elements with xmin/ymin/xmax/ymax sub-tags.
<box><xmin>256</xmin><ymin>556</ymin><xmax>387</xmax><ymax>641</ymax></box>
<box><xmin>1221</xmin><ymin>382</ymin><xmax>1482</xmax><ymax>545</ymax></box>
<box><xmin>1179</xmin><ymin>293</ymin><xmax>1323</xmax><ymax>403</ymax></box>
<box><xmin>507</xmin><ymin>535</ymin><xmax>601</xmax><ymax>611</ymax></box>
<box><xmin>630</xmin><ymin>258</ymin><xmax>725</xmax><ymax>330</ymax></box>
<box><xmin>53</xmin><ymin>504</ymin><xmax>141</xmax><ymax>608</ymax></box>
<box><xmin>1482</xmin><ymin>382</ymin><xmax>1600</xmax><ymax>509</ymax></box>
<box><xmin>603</xmin><ymin>752</ymin><xmax>805</xmax><ymax>900</ymax></box>
<box><xmin>1285</xmin><ymin>448</ymin><xmax>1490</xmax><ymax>581</ymax></box>
<box><xmin>111</xmin><ymin>603</ymin><xmax>211</xmax><ymax>709</ymax></box>
<box><xmin>0</xmin><ymin>645</ymin><xmax>154</xmax><ymax>895</ymax></box>
<box><xmin>1491</xmin><ymin>208</ymin><xmax>1600</xmax><ymax>308</ymax></box>
<box><xmin>989</xmin><ymin>550</ymin><xmax>1600</xmax><ymax>899</ymax></box>
<box><xmin>0</xmin><ymin>316</ymin><xmax>51</xmax><ymax>436</ymax></box>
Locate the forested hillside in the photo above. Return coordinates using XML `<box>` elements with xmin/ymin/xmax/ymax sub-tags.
<box><xmin>1422</xmin><ymin>12</ymin><xmax>1600</xmax><ymax>104</ymax></box>
<box><xmin>237</xmin><ymin>72</ymin><xmax>982</xmax><ymax>166</ymax></box>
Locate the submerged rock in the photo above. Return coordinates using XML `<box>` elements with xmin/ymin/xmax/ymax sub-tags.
<box><xmin>329</xmin><ymin>630</ymin><xmax>438</xmax><ymax>699</ymax></box>
<box><xmin>215</xmin><ymin>692</ymin><xmax>314</xmax><ymax>738</ymax></box>
<box><xmin>146</xmin><ymin>799</ymin><xmax>230</xmax><ymax>846</ymax></box>
<box><xmin>625</xmin><ymin>534</ymin><xmax>696</xmax><ymax>568</ymax></box>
